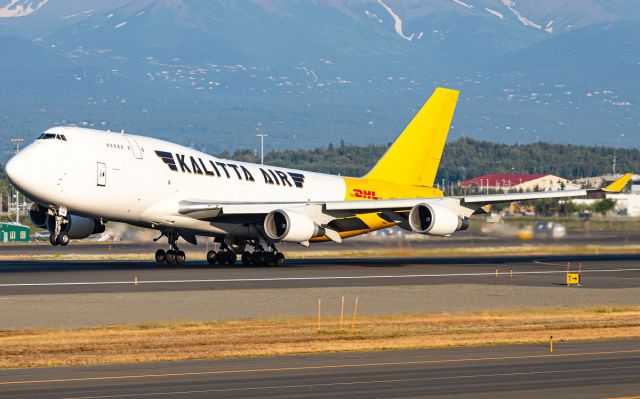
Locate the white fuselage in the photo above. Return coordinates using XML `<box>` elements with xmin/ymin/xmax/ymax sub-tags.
<box><xmin>7</xmin><ymin>126</ymin><xmax>347</xmax><ymax>237</ymax></box>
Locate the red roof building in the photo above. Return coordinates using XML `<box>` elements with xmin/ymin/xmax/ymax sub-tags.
<box><xmin>460</xmin><ymin>174</ymin><xmax>577</xmax><ymax>191</ymax></box>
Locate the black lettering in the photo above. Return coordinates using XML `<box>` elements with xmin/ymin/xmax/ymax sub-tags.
<box><xmin>228</xmin><ymin>164</ymin><xmax>242</xmax><ymax>180</ymax></box>
<box><xmin>288</xmin><ymin>172</ymin><xmax>305</xmax><ymax>188</ymax></box>
<box><xmin>260</xmin><ymin>168</ymin><xmax>274</xmax><ymax>184</ymax></box>
<box><xmin>199</xmin><ymin>158</ymin><xmax>214</xmax><ymax>176</ymax></box>
<box><xmin>155</xmin><ymin>150</ymin><xmax>178</xmax><ymax>171</ymax></box>
<box><xmin>241</xmin><ymin>165</ymin><xmax>255</xmax><ymax>182</ymax></box>
<box><xmin>268</xmin><ymin>169</ymin><xmax>280</xmax><ymax>185</ymax></box>
<box><xmin>216</xmin><ymin>162</ymin><xmax>230</xmax><ymax>178</ymax></box>
<box><xmin>276</xmin><ymin>171</ymin><xmax>292</xmax><ymax>187</ymax></box>
<box><xmin>190</xmin><ymin>156</ymin><xmax>203</xmax><ymax>175</ymax></box>
<box><xmin>176</xmin><ymin>154</ymin><xmax>191</xmax><ymax>173</ymax></box>
<box><xmin>209</xmin><ymin>160</ymin><xmax>221</xmax><ymax>177</ymax></box>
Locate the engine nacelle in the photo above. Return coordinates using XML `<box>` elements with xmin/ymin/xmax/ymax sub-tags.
<box><xmin>408</xmin><ymin>203</ymin><xmax>469</xmax><ymax>236</ymax></box>
<box><xmin>29</xmin><ymin>203</ymin><xmax>48</xmax><ymax>228</ymax></box>
<box><xmin>264</xmin><ymin>209</ymin><xmax>321</xmax><ymax>243</ymax></box>
<box><xmin>46</xmin><ymin>213</ymin><xmax>105</xmax><ymax>239</ymax></box>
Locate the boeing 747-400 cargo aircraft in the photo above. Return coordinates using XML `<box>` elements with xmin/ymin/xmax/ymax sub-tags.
<box><xmin>5</xmin><ymin>88</ymin><xmax>631</xmax><ymax>266</ymax></box>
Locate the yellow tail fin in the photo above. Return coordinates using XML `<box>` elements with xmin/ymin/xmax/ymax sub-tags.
<box><xmin>365</xmin><ymin>87</ymin><xmax>459</xmax><ymax>187</ymax></box>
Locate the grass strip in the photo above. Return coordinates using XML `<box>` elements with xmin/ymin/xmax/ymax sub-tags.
<box><xmin>1</xmin><ymin>306</ymin><xmax>640</xmax><ymax>368</ymax></box>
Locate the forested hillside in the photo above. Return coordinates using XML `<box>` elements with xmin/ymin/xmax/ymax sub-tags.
<box><xmin>223</xmin><ymin>138</ymin><xmax>640</xmax><ymax>181</ymax></box>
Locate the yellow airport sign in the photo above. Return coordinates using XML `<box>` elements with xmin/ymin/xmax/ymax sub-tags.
<box><xmin>567</xmin><ymin>273</ymin><xmax>581</xmax><ymax>286</ymax></box>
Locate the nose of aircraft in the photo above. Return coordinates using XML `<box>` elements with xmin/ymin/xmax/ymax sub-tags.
<box><xmin>5</xmin><ymin>152</ymin><xmax>25</xmax><ymax>189</ymax></box>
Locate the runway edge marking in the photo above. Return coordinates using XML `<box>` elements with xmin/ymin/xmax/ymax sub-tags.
<box><xmin>1</xmin><ymin>268</ymin><xmax>640</xmax><ymax>288</ymax></box>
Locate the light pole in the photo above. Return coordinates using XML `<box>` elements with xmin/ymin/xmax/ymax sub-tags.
<box><xmin>10</xmin><ymin>138</ymin><xmax>24</xmax><ymax>224</ymax></box>
<box><xmin>256</xmin><ymin>133</ymin><xmax>268</xmax><ymax>165</ymax></box>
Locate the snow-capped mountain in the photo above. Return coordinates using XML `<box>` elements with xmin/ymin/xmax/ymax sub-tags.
<box><xmin>0</xmin><ymin>0</ymin><xmax>638</xmax><ymax>156</ymax></box>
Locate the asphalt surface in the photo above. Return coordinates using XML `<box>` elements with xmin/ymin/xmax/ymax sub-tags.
<box><xmin>2</xmin><ymin>339</ymin><xmax>640</xmax><ymax>398</ymax></box>
<box><xmin>1</xmin><ymin>254</ymin><xmax>640</xmax><ymax>295</ymax></box>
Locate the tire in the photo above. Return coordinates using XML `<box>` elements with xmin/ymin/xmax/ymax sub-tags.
<box><xmin>264</xmin><ymin>252</ymin><xmax>275</xmax><ymax>266</ymax></box>
<box><xmin>241</xmin><ymin>251</ymin><xmax>252</xmax><ymax>266</ymax></box>
<box><xmin>274</xmin><ymin>252</ymin><xmax>285</xmax><ymax>267</ymax></box>
<box><xmin>155</xmin><ymin>249</ymin><xmax>166</xmax><ymax>264</ymax></box>
<box><xmin>226</xmin><ymin>251</ymin><xmax>237</xmax><ymax>265</ymax></box>
<box><xmin>49</xmin><ymin>234</ymin><xmax>59</xmax><ymax>246</ymax></box>
<box><xmin>215</xmin><ymin>251</ymin><xmax>227</xmax><ymax>265</ymax></box>
<box><xmin>251</xmin><ymin>251</ymin><xmax>263</xmax><ymax>266</ymax></box>
<box><xmin>206</xmin><ymin>250</ymin><xmax>217</xmax><ymax>265</ymax></box>
<box><xmin>58</xmin><ymin>233</ymin><xmax>69</xmax><ymax>246</ymax></box>
<box><xmin>165</xmin><ymin>250</ymin><xmax>176</xmax><ymax>265</ymax></box>
<box><xmin>175</xmin><ymin>250</ymin><xmax>186</xmax><ymax>265</ymax></box>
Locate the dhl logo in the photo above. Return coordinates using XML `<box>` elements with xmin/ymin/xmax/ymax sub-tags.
<box><xmin>351</xmin><ymin>189</ymin><xmax>379</xmax><ymax>200</ymax></box>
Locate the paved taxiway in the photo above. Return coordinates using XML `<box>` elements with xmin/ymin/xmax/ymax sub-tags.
<box><xmin>1</xmin><ymin>339</ymin><xmax>640</xmax><ymax>398</ymax></box>
<box><xmin>1</xmin><ymin>254</ymin><xmax>640</xmax><ymax>329</ymax></box>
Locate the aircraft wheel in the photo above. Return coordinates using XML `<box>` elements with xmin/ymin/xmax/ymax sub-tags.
<box><xmin>264</xmin><ymin>252</ymin><xmax>275</xmax><ymax>266</ymax></box>
<box><xmin>226</xmin><ymin>251</ymin><xmax>237</xmax><ymax>265</ymax></box>
<box><xmin>241</xmin><ymin>251</ymin><xmax>252</xmax><ymax>266</ymax></box>
<box><xmin>274</xmin><ymin>252</ymin><xmax>285</xmax><ymax>267</ymax></box>
<box><xmin>215</xmin><ymin>251</ymin><xmax>227</xmax><ymax>265</ymax></box>
<box><xmin>251</xmin><ymin>251</ymin><xmax>263</xmax><ymax>266</ymax></box>
<box><xmin>165</xmin><ymin>250</ymin><xmax>176</xmax><ymax>265</ymax></box>
<box><xmin>49</xmin><ymin>234</ymin><xmax>59</xmax><ymax>246</ymax></box>
<box><xmin>58</xmin><ymin>233</ymin><xmax>70</xmax><ymax>246</ymax></box>
<box><xmin>155</xmin><ymin>249</ymin><xmax>166</xmax><ymax>264</ymax></box>
<box><xmin>175</xmin><ymin>250</ymin><xmax>186</xmax><ymax>265</ymax></box>
<box><xmin>206</xmin><ymin>250</ymin><xmax>217</xmax><ymax>265</ymax></box>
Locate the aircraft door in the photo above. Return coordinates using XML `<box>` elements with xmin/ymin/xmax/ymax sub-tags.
<box><xmin>97</xmin><ymin>162</ymin><xmax>106</xmax><ymax>187</ymax></box>
<box><xmin>124</xmin><ymin>136</ymin><xmax>143</xmax><ymax>159</ymax></box>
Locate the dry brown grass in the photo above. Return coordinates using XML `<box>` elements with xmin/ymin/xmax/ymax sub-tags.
<box><xmin>2</xmin><ymin>306</ymin><xmax>640</xmax><ymax>368</ymax></box>
<box><xmin>0</xmin><ymin>244</ymin><xmax>639</xmax><ymax>261</ymax></box>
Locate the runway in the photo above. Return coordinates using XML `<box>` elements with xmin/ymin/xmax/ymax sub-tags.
<box><xmin>2</xmin><ymin>339</ymin><xmax>640</xmax><ymax>398</ymax></box>
<box><xmin>1</xmin><ymin>254</ymin><xmax>640</xmax><ymax>295</ymax></box>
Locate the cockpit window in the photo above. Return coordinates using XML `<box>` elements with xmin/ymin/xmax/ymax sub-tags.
<box><xmin>37</xmin><ymin>133</ymin><xmax>67</xmax><ymax>141</ymax></box>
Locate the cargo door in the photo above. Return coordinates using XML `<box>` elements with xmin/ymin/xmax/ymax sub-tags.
<box><xmin>97</xmin><ymin>162</ymin><xmax>107</xmax><ymax>187</ymax></box>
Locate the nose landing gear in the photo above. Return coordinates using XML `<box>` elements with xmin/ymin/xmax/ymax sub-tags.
<box><xmin>48</xmin><ymin>209</ymin><xmax>69</xmax><ymax>246</ymax></box>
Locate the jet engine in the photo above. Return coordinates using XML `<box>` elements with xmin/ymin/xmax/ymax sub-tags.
<box><xmin>408</xmin><ymin>203</ymin><xmax>469</xmax><ymax>236</ymax></box>
<box><xmin>264</xmin><ymin>209</ymin><xmax>321</xmax><ymax>243</ymax></box>
<box><xmin>46</xmin><ymin>213</ymin><xmax>106</xmax><ymax>239</ymax></box>
<box><xmin>29</xmin><ymin>203</ymin><xmax>48</xmax><ymax>228</ymax></box>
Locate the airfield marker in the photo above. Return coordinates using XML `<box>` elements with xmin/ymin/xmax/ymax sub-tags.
<box><xmin>317</xmin><ymin>299</ymin><xmax>322</xmax><ymax>333</ymax></box>
<box><xmin>351</xmin><ymin>297</ymin><xmax>359</xmax><ymax>334</ymax></box>
<box><xmin>340</xmin><ymin>296</ymin><xmax>345</xmax><ymax>331</ymax></box>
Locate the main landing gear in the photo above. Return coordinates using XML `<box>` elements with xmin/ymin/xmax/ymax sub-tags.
<box><xmin>206</xmin><ymin>240</ymin><xmax>285</xmax><ymax>267</ymax></box>
<box><xmin>154</xmin><ymin>232</ymin><xmax>186</xmax><ymax>265</ymax></box>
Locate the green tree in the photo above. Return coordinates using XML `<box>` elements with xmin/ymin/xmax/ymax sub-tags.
<box><xmin>593</xmin><ymin>198</ymin><xmax>617</xmax><ymax>216</ymax></box>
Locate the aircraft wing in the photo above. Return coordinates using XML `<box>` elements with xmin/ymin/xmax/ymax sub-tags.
<box><xmin>176</xmin><ymin>174</ymin><xmax>632</xmax><ymax>234</ymax></box>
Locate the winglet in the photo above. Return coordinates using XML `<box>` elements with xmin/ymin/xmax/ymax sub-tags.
<box><xmin>604</xmin><ymin>173</ymin><xmax>633</xmax><ymax>192</ymax></box>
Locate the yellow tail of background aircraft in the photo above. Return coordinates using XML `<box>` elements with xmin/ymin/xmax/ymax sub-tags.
<box><xmin>5</xmin><ymin>88</ymin><xmax>632</xmax><ymax>266</ymax></box>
